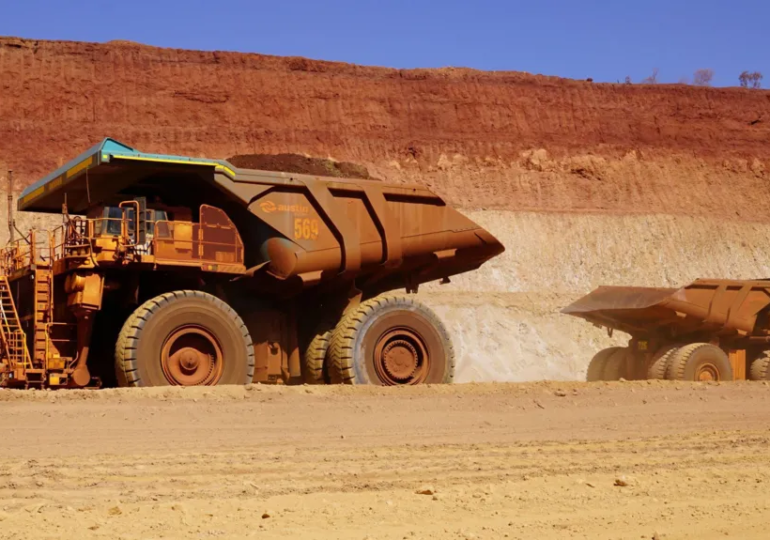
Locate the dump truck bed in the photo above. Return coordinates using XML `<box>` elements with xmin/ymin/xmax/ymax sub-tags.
<box><xmin>563</xmin><ymin>279</ymin><xmax>770</xmax><ymax>339</ymax></box>
<box><xmin>18</xmin><ymin>139</ymin><xmax>503</xmax><ymax>293</ymax></box>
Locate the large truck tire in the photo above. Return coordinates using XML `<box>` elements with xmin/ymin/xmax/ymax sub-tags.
<box><xmin>115</xmin><ymin>290</ymin><xmax>254</xmax><ymax>387</ymax></box>
<box><xmin>647</xmin><ymin>344</ymin><xmax>680</xmax><ymax>380</ymax></box>
<box><xmin>749</xmin><ymin>354</ymin><xmax>770</xmax><ymax>381</ymax></box>
<box><xmin>327</xmin><ymin>295</ymin><xmax>455</xmax><ymax>385</ymax></box>
<box><xmin>585</xmin><ymin>347</ymin><xmax>622</xmax><ymax>381</ymax></box>
<box><xmin>665</xmin><ymin>343</ymin><xmax>733</xmax><ymax>382</ymax></box>
<box><xmin>301</xmin><ymin>316</ymin><xmax>336</xmax><ymax>384</ymax></box>
<box><xmin>602</xmin><ymin>348</ymin><xmax>631</xmax><ymax>380</ymax></box>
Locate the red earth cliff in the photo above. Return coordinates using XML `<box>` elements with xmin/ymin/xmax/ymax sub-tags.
<box><xmin>1</xmin><ymin>36</ymin><xmax>769</xmax><ymax>219</ymax></box>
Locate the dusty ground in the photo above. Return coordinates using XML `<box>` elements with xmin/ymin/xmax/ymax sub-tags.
<box><xmin>0</xmin><ymin>381</ymin><xmax>768</xmax><ymax>540</ymax></box>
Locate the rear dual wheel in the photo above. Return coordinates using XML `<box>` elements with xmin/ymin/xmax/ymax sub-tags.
<box><xmin>665</xmin><ymin>343</ymin><xmax>733</xmax><ymax>382</ymax></box>
<box><xmin>646</xmin><ymin>344</ymin><xmax>680</xmax><ymax>380</ymax></box>
<box><xmin>651</xmin><ymin>346</ymin><xmax>770</xmax><ymax>382</ymax></box>
<box><xmin>749</xmin><ymin>353</ymin><xmax>770</xmax><ymax>381</ymax></box>
<box><xmin>587</xmin><ymin>342</ymin><xmax>735</xmax><ymax>382</ymax></box>
<box><xmin>645</xmin><ymin>342</ymin><xmax>733</xmax><ymax>382</ymax></box>
<box><xmin>585</xmin><ymin>347</ymin><xmax>629</xmax><ymax>381</ymax></box>
<box><xmin>301</xmin><ymin>315</ymin><xmax>336</xmax><ymax>385</ymax></box>
<box><xmin>327</xmin><ymin>295</ymin><xmax>455</xmax><ymax>385</ymax></box>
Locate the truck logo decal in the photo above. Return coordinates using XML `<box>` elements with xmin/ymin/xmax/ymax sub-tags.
<box><xmin>259</xmin><ymin>200</ymin><xmax>311</xmax><ymax>215</ymax></box>
<box><xmin>260</xmin><ymin>200</ymin><xmax>277</xmax><ymax>213</ymax></box>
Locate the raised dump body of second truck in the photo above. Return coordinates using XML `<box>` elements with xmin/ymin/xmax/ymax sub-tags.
<box><xmin>563</xmin><ymin>279</ymin><xmax>770</xmax><ymax>382</ymax></box>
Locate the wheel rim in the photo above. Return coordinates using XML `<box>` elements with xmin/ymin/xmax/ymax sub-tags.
<box><xmin>372</xmin><ymin>328</ymin><xmax>430</xmax><ymax>385</ymax></box>
<box><xmin>696</xmin><ymin>362</ymin><xmax>719</xmax><ymax>381</ymax></box>
<box><xmin>161</xmin><ymin>326</ymin><xmax>223</xmax><ymax>386</ymax></box>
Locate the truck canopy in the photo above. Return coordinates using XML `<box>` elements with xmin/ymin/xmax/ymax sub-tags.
<box><xmin>18</xmin><ymin>138</ymin><xmax>439</xmax><ymax>214</ymax></box>
<box><xmin>19</xmin><ymin>138</ymin><xmax>239</xmax><ymax>213</ymax></box>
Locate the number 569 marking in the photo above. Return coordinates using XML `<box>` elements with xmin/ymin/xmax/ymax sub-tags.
<box><xmin>294</xmin><ymin>218</ymin><xmax>319</xmax><ymax>240</ymax></box>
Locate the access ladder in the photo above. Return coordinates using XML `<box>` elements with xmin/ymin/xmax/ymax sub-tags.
<box><xmin>0</xmin><ymin>275</ymin><xmax>31</xmax><ymax>382</ymax></box>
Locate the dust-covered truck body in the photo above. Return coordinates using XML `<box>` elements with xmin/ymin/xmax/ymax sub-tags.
<box><xmin>563</xmin><ymin>279</ymin><xmax>770</xmax><ymax>382</ymax></box>
<box><xmin>1</xmin><ymin>139</ymin><xmax>503</xmax><ymax>388</ymax></box>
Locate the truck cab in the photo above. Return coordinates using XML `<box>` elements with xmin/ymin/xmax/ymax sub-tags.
<box><xmin>88</xmin><ymin>203</ymin><xmax>169</xmax><ymax>253</ymax></box>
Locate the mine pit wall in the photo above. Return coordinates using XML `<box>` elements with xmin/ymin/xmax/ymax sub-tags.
<box><xmin>419</xmin><ymin>210</ymin><xmax>770</xmax><ymax>381</ymax></box>
<box><xmin>2</xmin><ymin>37</ymin><xmax>770</xmax><ymax>382</ymax></box>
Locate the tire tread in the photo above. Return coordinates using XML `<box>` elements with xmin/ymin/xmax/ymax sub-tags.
<box><xmin>666</xmin><ymin>342</ymin><xmax>731</xmax><ymax>381</ymax></box>
<box><xmin>749</xmin><ymin>354</ymin><xmax>770</xmax><ymax>381</ymax></box>
<box><xmin>327</xmin><ymin>294</ymin><xmax>455</xmax><ymax>385</ymax></box>
<box><xmin>114</xmin><ymin>290</ymin><xmax>254</xmax><ymax>387</ymax></box>
<box><xmin>585</xmin><ymin>347</ymin><xmax>621</xmax><ymax>382</ymax></box>
<box><xmin>647</xmin><ymin>344</ymin><xmax>679</xmax><ymax>380</ymax></box>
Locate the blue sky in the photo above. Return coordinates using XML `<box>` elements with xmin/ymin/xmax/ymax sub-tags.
<box><xmin>1</xmin><ymin>0</ymin><xmax>767</xmax><ymax>87</ymax></box>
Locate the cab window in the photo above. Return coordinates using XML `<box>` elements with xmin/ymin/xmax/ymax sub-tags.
<box><xmin>97</xmin><ymin>207</ymin><xmax>123</xmax><ymax>236</ymax></box>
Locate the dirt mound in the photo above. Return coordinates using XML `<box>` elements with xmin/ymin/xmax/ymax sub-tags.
<box><xmin>227</xmin><ymin>152</ymin><xmax>371</xmax><ymax>179</ymax></box>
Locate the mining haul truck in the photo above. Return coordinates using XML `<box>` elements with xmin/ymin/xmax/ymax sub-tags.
<box><xmin>1</xmin><ymin>139</ymin><xmax>503</xmax><ymax>389</ymax></box>
<box><xmin>563</xmin><ymin>281</ymin><xmax>770</xmax><ymax>382</ymax></box>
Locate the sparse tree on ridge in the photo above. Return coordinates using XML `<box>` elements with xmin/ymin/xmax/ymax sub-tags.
<box><xmin>693</xmin><ymin>69</ymin><xmax>714</xmax><ymax>86</ymax></box>
<box><xmin>739</xmin><ymin>71</ymin><xmax>763</xmax><ymax>89</ymax></box>
<box><xmin>641</xmin><ymin>68</ymin><xmax>659</xmax><ymax>84</ymax></box>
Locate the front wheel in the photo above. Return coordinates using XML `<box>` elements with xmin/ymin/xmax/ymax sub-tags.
<box><xmin>327</xmin><ymin>295</ymin><xmax>455</xmax><ymax>385</ymax></box>
<box><xmin>115</xmin><ymin>290</ymin><xmax>254</xmax><ymax>387</ymax></box>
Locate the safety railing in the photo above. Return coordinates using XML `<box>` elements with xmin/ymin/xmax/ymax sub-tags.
<box><xmin>152</xmin><ymin>205</ymin><xmax>244</xmax><ymax>265</ymax></box>
<box><xmin>152</xmin><ymin>221</ymin><xmax>244</xmax><ymax>265</ymax></box>
<box><xmin>1</xmin><ymin>205</ymin><xmax>244</xmax><ymax>273</ymax></box>
<box><xmin>0</xmin><ymin>229</ymin><xmax>60</xmax><ymax>276</ymax></box>
<box><xmin>60</xmin><ymin>217</ymin><xmax>124</xmax><ymax>254</ymax></box>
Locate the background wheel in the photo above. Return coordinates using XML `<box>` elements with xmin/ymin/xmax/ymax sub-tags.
<box><xmin>665</xmin><ymin>343</ymin><xmax>732</xmax><ymax>382</ymax></box>
<box><xmin>647</xmin><ymin>344</ymin><xmax>679</xmax><ymax>380</ymax></box>
<box><xmin>327</xmin><ymin>294</ymin><xmax>454</xmax><ymax>385</ymax></box>
<box><xmin>301</xmin><ymin>316</ymin><xmax>337</xmax><ymax>384</ymax></box>
<box><xmin>749</xmin><ymin>353</ymin><xmax>770</xmax><ymax>381</ymax></box>
<box><xmin>603</xmin><ymin>348</ymin><xmax>631</xmax><ymax>380</ymax></box>
<box><xmin>585</xmin><ymin>347</ymin><xmax>622</xmax><ymax>381</ymax></box>
<box><xmin>115</xmin><ymin>290</ymin><xmax>254</xmax><ymax>387</ymax></box>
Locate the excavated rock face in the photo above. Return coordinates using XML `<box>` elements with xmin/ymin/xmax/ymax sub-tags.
<box><xmin>0</xmin><ymin>37</ymin><xmax>768</xmax><ymax>218</ymax></box>
<box><xmin>1</xmin><ymin>37</ymin><xmax>770</xmax><ymax>381</ymax></box>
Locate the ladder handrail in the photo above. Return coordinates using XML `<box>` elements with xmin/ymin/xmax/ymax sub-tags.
<box><xmin>0</xmin><ymin>276</ymin><xmax>32</xmax><ymax>372</ymax></box>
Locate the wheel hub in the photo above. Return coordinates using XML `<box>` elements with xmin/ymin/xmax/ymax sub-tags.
<box><xmin>382</xmin><ymin>340</ymin><xmax>419</xmax><ymax>381</ymax></box>
<box><xmin>161</xmin><ymin>327</ymin><xmax>223</xmax><ymax>386</ymax></box>
<box><xmin>373</xmin><ymin>328</ymin><xmax>430</xmax><ymax>385</ymax></box>
<box><xmin>176</xmin><ymin>348</ymin><xmax>204</xmax><ymax>373</ymax></box>
<box><xmin>697</xmin><ymin>363</ymin><xmax>719</xmax><ymax>382</ymax></box>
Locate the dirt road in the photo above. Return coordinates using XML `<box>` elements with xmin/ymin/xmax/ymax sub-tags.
<box><xmin>0</xmin><ymin>381</ymin><xmax>768</xmax><ymax>540</ymax></box>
